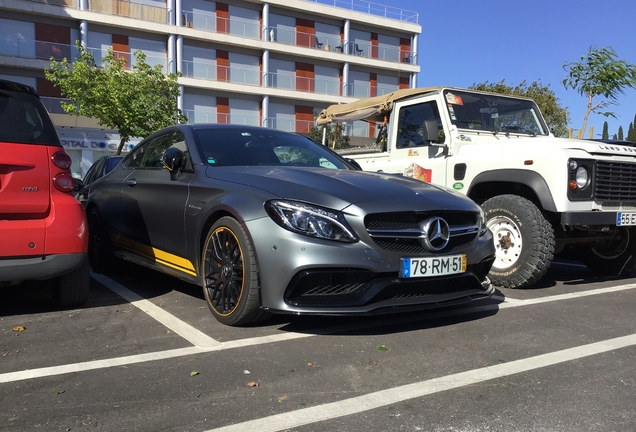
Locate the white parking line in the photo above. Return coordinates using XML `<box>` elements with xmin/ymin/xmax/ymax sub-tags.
<box><xmin>498</xmin><ymin>282</ymin><xmax>636</xmax><ymax>309</ymax></box>
<box><xmin>206</xmin><ymin>333</ymin><xmax>636</xmax><ymax>432</ymax></box>
<box><xmin>1</xmin><ymin>281</ymin><xmax>636</xmax><ymax>384</ymax></box>
<box><xmin>0</xmin><ymin>347</ymin><xmax>202</xmax><ymax>384</ymax></box>
<box><xmin>91</xmin><ymin>272</ymin><xmax>221</xmax><ymax>349</ymax></box>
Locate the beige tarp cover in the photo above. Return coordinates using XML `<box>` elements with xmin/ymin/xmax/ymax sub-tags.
<box><xmin>316</xmin><ymin>87</ymin><xmax>445</xmax><ymax>125</ymax></box>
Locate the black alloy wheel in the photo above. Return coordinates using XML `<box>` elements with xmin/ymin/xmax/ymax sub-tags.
<box><xmin>201</xmin><ymin>217</ymin><xmax>268</xmax><ymax>326</ymax></box>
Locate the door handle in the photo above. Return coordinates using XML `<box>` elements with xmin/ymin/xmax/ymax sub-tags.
<box><xmin>125</xmin><ymin>178</ymin><xmax>137</xmax><ymax>186</ymax></box>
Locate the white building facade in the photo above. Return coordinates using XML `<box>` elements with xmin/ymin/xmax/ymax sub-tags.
<box><xmin>0</xmin><ymin>0</ymin><xmax>420</xmax><ymax>178</ymax></box>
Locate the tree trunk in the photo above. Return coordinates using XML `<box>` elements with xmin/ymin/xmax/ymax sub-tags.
<box><xmin>581</xmin><ymin>93</ymin><xmax>593</xmax><ymax>139</ymax></box>
<box><xmin>117</xmin><ymin>137</ymin><xmax>126</xmax><ymax>155</ymax></box>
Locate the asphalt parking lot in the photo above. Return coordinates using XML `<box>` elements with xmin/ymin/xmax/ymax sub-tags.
<box><xmin>1</xmin><ymin>260</ymin><xmax>636</xmax><ymax>432</ymax></box>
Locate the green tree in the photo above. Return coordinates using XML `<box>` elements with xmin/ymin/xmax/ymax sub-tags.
<box><xmin>613</xmin><ymin>133</ymin><xmax>618</xmax><ymax>140</ymax></box>
<box><xmin>308</xmin><ymin>119</ymin><xmax>350</xmax><ymax>150</ymax></box>
<box><xmin>628</xmin><ymin>114</ymin><xmax>636</xmax><ymax>142</ymax></box>
<box><xmin>602</xmin><ymin>121</ymin><xmax>609</xmax><ymax>139</ymax></box>
<box><xmin>563</xmin><ymin>46</ymin><xmax>636</xmax><ymax>139</ymax></box>
<box><xmin>619</xmin><ymin>125</ymin><xmax>624</xmax><ymax>140</ymax></box>
<box><xmin>45</xmin><ymin>42</ymin><xmax>187</xmax><ymax>154</ymax></box>
<box><xmin>469</xmin><ymin>79</ymin><xmax>570</xmax><ymax>137</ymax></box>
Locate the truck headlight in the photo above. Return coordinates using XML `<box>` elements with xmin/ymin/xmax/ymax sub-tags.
<box><xmin>265</xmin><ymin>200</ymin><xmax>358</xmax><ymax>243</ymax></box>
<box><xmin>567</xmin><ymin>158</ymin><xmax>594</xmax><ymax>201</ymax></box>
<box><xmin>575</xmin><ymin>166</ymin><xmax>589</xmax><ymax>188</ymax></box>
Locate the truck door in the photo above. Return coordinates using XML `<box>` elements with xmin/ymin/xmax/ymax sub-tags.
<box><xmin>390</xmin><ymin>97</ymin><xmax>448</xmax><ymax>185</ymax></box>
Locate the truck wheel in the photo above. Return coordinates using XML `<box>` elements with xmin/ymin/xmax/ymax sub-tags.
<box><xmin>482</xmin><ymin>195</ymin><xmax>554</xmax><ymax>288</ymax></box>
<box><xmin>579</xmin><ymin>227</ymin><xmax>636</xmax><ymax>276</ymax></box>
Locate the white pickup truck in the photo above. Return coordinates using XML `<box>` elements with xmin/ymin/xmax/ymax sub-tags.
<box><xmin>317</xmin><ymin>87</ymin><xmax>636</xmax><ymax>288</ymax></box>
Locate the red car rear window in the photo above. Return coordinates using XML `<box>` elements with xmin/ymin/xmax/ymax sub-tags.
<box><xmin>0</xmin><ymin>81</ymin><xmax>61</xmax><ymax>146</ymax></box>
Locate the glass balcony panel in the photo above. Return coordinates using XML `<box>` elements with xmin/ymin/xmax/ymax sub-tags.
<box><xmin>314</xmin><ymin>78</ymin><xmax>340</xmax><ymax>95</ymax></box>
<box><xmin>183</xmin><ymin>60</ymin><xmax>216</xmax><ymax>80</ymax></box>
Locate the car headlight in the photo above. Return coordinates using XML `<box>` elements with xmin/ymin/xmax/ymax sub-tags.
<box><xmin>478</xmin><ymin>205</ymin><xmax>488</xmax><ymax>236</ymax></box>
<box><xmin>265</xmin><ymin>200</ymin><xmax>358</xmax><ymax>243</ymax></box>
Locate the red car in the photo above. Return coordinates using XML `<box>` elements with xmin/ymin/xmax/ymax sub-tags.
<box><xmin>0</xmin><ymin>79</ymin><xmax>89</xmax><ymax>307</ymax></box>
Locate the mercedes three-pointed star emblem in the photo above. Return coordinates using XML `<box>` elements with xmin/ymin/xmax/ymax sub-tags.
<box><xmin>421</xmin><ymin>217</ymin><xmax>450</xmax><ymax>251</ymax></box>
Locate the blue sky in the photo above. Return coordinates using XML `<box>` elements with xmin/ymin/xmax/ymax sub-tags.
<box><xmin>397</xmin><ymin>0</ymin><xmax>636</xmax><ymax>139</ymax></box>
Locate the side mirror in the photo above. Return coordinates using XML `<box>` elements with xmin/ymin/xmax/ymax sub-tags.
<box><xmin>423</xmin><ymin>119</ymin><xmax>439</xmax><ymax>143</ymax></box>
<box><xmin>73</xmin><ymin>177</ymin><xmax>83</xmax><ymax>192</ymax></box>
<box><xmin>162</xmin><ymin>147</ymin><xmax>183</xmax><ymax>180</ymax></box>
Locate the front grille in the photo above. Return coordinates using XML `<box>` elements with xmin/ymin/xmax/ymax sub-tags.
<box><xmin>364</xmin><ymin>210</ymin><xmax>479</xmax><ymax>255</ymax></box>
<box><xmin>372</xmin><ymin>274</ymin><xmax>471</xmax><ymax>302</ymax></box>
<box><xmin>596</xmin><ymin>161</ymin><xmax>636</xmax><ymax>201</ymax></box>
<box><xmin>284</xmin><ymin>268</ymin><xmax>488</xmax><ymax>308</ymax></box>
<box><xmin>365</xmin><ymin>211</ymin><xmax>478</xmax><ymax>229</ymax></box>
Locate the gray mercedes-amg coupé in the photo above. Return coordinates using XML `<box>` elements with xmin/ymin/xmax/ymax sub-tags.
<box><xmin>86</xmin><ymin>124</ymin><xmax>495</xmax><ymax>326</ymax></box>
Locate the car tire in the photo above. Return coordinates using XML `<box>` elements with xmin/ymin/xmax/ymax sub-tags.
<box><xmin>51</xmin><ymin>257</ymin><xmax>90</xmax><ymax>308</ymax></box>
<box><xmin>201</xmin><ymin>217</ymin><xmax>270</xmax><ymax>326</ymax></box>
<box><xmin>88</xmin><ymin>208</ymin><xmax>114</xmax><ymax>273</ymax></box>
<box><xmin>482</xmin><ymin>194</ymin><xmax>554</xmax><ymax>288</ymax></box>
<box><xmin>579</xmin><ymin>227</ymin><xmax>636</xmax><ymax>276</ymax></box>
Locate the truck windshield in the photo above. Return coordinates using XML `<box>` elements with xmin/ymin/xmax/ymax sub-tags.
<box><xmin>443</xmin><ymin>89</ymin><xmax>549</xmax><ymax>136</ymax></box>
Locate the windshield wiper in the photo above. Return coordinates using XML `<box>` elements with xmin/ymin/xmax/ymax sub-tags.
<box><xmin>500</xmin><ymin>126</ymin><xmax>536</xmax><ymax>137</ymax></box>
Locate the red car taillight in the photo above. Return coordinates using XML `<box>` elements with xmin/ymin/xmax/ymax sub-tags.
<box><xmin>53</xmin><ymin>172</ymin><xmax>75</xmax><ymax>192</ymax></box>
<box><xmin>52</xmin><ymin>151</ymin><xmax>72</xmax><ymax>170</ymax></box>
<box><xmin>51</xmin><ymin>151</ymin><xmax>74</xmax><ymax>192</ymax></box>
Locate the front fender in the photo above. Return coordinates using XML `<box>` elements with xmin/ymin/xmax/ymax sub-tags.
<box><xmin>467</xmin><ymin>169</ymin><xmax>557</xmax><ymax>212</ymax></box>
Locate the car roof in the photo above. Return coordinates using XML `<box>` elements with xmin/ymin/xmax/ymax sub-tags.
<box><xmin>0</xmin><ymin>79</ymin><xmax>39</xmax><ymax>96</ymax></box>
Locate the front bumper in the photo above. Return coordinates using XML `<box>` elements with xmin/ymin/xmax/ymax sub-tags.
<box><xmin>560</xmin><ymin>211</ymin><xmax>618</xmax><ymax>226</ymax></box>
<box><xmin>247</xmin><ymin>217</ymin><xmax>495</xmax><ymax>315</ymax></box>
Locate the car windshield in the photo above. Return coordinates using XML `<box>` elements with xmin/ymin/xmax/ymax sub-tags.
<box><xmin>193</xmin><ymin>127</ymin><xmax>351</xmax><ymax>169</ymax></box>
<box><xmin>443</xmin><ymin>89</ymin><xmax>549</xmax><ymax>136</ymax></box>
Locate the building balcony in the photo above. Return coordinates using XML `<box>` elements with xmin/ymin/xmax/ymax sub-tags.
<box><xmin>88</xmin><ymin>0</ymin><xmax>168</xmax><ymax>23</ymax></box>
<box><xmin>305</xmin><ymin>0</ymin><xmax>419</xmax><ymax>24</ymax></box>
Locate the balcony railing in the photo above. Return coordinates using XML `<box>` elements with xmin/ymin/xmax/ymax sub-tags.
<box><xmin>0</xmin><ymin>38</ymin><xmax>78</xmax><ymax>61</ymax></box>
<box><xmin>88</xmin><ymin>0</ymin><xmax>168</xmax><ymax>23</ymax></box>
<box><xmin>264</xmin><ymin>118</ymin><xmax>315</xmax><ymax>133</ymax></box>
<box><xmin>86</xmin><ymin>47</ymin><xmax>168</xmax><ymax>70</ymax></box>
<box><xmin>182</xmin><ymin>111</ymin><xmax>315</xmax><ymax>134</ymax></box>
<box><xmin>183</xmin><ymin>110</ymin><xmax>261</xmax><ymax>126</ymax></box>
<box><xmin>346</xmin><ymin>83</ymin><xmax>398</xmax><ymax>99</ymax></box>
<box><xmin>265</xmin><ymin>72</ymin><xmax>340</xmax><ymax>96</ymax></box>
<box><xmin>182</xmin><ymin>11</ymin><xmax>260</xmax><ymax>39</ymax></box>
<box><xmin>22</xmin><ymin>0</ymin><xmax>78</xmax><ymax>7</ymax></box>
<box><xmin>305</xmin><ymin>0</ymin><xmax>419</xmax><ymax>24</ymax></box>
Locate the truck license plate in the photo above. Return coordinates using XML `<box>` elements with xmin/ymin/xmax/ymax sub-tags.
<box><xmin>617</xmin><ymin>212</ymin><xmax>636</xmax><ymax>226</ymax></box>
<box><xmin>400</xmin><ymin>255</ymin><xmax>466</xmax><ymax>278</ymax></box>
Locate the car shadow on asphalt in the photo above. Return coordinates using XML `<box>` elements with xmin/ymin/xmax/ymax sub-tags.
<box><xmin>511</xmin><ymin>259</ymin><xmax>634</xmax><ymax>290</ymax></box>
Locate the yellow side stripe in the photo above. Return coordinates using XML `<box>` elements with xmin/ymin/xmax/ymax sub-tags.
<box><xmin>110</xmin><ymin>232</ymin><xmax>197</xmax><ymax>276</ymax></box>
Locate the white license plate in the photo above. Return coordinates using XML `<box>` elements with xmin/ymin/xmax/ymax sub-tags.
<box><xmin>617</xmin><ymin>212</ymin><xmax>636</xmax><ymax>226</ymax></box>
<box><xmin>400</xmin><ymin>255</ymin><xmax>466</xmax><ymax>278</ymax></box>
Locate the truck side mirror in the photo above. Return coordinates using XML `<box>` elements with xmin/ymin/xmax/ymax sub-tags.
<box><xmin>423</xmin><ymin>119</ymin><xmax>439</xmax><ymax>143</ymax></box>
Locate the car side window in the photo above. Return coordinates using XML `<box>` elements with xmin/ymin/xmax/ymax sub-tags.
<box><xmin>125</xmin><ymin>131</ymin><xmax>186</xmax><ymax>169</ymax></box>
<box><xmin>397</xmin><ymin>101</ymin><xmax>445</xmax><ymax>148</ymax></box>
<box><xmin>126</xmin><ymin>142</ymin><xmax>148</xmax><ymax>168</ymax></box>
<box><xmin>82</xmin><ymin>158</ymin><xmax>103</xmax><ymax>186</ymax></box>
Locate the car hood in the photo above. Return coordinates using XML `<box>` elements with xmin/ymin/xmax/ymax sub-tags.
<box><xmin>205</xmin><ymin>166</ymin><xmax>477</xmax><ymax>212</ymax></box>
